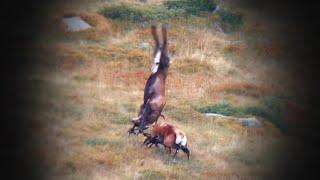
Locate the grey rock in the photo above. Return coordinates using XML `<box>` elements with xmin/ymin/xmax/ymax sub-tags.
<box><xmin>205</xmin><ymin>113</ymin><xmax>229</xmax><ymax>118</ymax></box>
<box><xmin>62</xmin><ymin>16</ymin><xmax>91</xmax><ymax>32</ymax></box>
<box><xmin>239</xmin><ymin>117</ymin><xmax>262</xmax><ymax>127</ymax></box>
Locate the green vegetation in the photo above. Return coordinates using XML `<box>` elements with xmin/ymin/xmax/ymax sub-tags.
<box><xmin>99</xmin><ymin>0</ymin><xmax>241</xmax><ymax>33</ymax></box>
<box><xmin>197</xmin><ymin>102</ymin><xmax>239</xmax><ymax>116</ymax></box>
<box><xmin>85</xmin><ymin>137</ymin><xmax>124</xmax><ymax>148</ymax></box>
<box><xmin>164</xmin><ymin>0</ymin><xmax>217</xmax><ymax>15</ymax></box>
<box><xmin>197</xmin><ymin>97</ymin><xmax>287</xmax><ymax>132</ymax></box>
<box><xmin>99</xmin><ymin>3</ymin><xmax>179</xmax><ymax>22</ymax></box>
<box><xmin>245</xmin><ymin>96</ymin><xmax>287</xmax><ymax>132</ymax></box>
<box><xmin>100</xmin><ymin>0</ymin><xmax>217</xmax><ymax>23</ymax></box>
<box><xmin>86</xmin><ymin>138</ymin><xmax>109</xmax><ymax>146</ymax></box>
<box><xmin>217</xmin><ymin>9</ymin><xmax>243</xmax><ymax>32</ymax></box>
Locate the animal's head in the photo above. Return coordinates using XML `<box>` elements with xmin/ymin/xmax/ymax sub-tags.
<box><xmin>151</xmin><ymin>24</ymin><xmax>170</xmax><ymax>74</ymax></box>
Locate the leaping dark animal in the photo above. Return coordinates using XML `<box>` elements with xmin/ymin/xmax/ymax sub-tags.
<box><xmin>128</xmin><ymin>24</ymin><xmax>170</xmax><ymax>135</ymax></box>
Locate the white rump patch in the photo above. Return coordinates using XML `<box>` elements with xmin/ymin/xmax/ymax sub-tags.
<box><xmin>176</xmin><ymin>135</ymin><xmax>187</xmax><ymax>146</ymax></box>
<box><xmin>181</xmin><ymin>136</ymin><xmax>187</xmax><ymax>146</ymax></box>
<box><xmin>151</xmin><ymin>50</ymin><xmax>161</xmax><ymax>74</ymax></box>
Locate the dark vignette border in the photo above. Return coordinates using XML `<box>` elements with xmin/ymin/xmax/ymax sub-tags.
<box><xmin>2</xmin><ymin>0</ymin><xmax>320</xmax><ymax>179</ymax></box>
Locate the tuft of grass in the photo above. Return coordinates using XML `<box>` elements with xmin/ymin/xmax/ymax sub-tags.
<box><xmin>140</xmin><ymin>169</ymin><xmax>166</xmax><ymax>180</ymax></box>
<box><xmin>86</xmin><ymin>138</ymin><xmax>108</xmax><ymax>146</ymax></box>
<box><xmin>85</xmin><ymin>137</ymin><xmax>124</xmax><ymax>148</ymax></box>
<box><xmin>73</xmin><ymin>75</ymin><xmax>90</xmax><ymax>82</ymax></box>
<box><xmin>197</xmin><ymin>102</ymin><xmax>240</xmax><ymax>116</ymax></box>
<box><xmin>112</xmin><ymin>115</ymin><xmax>131</xmax><ymax>125</ymax></box>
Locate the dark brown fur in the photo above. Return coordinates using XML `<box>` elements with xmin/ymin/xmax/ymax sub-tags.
<box><xmin>129</xmin><ymin>25</ymin><xmax>170</xmax><ymax>134</ymax></box>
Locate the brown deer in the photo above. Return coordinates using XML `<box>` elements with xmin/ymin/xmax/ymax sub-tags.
<box><xmin>128</xmin><ymin>24</ymin><xmax>170</xmax><ymax>135</ymax></box>
<box><xmin>143</xmin><ymin>121</ymin><xmax>190</xmax><ymax>160</ymax></box>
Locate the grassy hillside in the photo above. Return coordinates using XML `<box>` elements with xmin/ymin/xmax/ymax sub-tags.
<box><xmin>20</xmin><ymin>0</ymin><xmax>309</xmax><ymax>179</ymax></box>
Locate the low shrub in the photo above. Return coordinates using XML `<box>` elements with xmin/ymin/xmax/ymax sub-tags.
<box><xmin>164</xmin><ymin>0</ymin><xmax>217</xmax><ymax>15</ymax></box>
<box><xmin>100</xmin><ymin>0</ymin><xmax>217</xmax><ymax>23</ymax></box>
<box><xmin>100</xmin><ymin>3</ymin><xmax>180</xmax><ymax>22</ymax></box>
<box><xmin>217</xmin><ymin>9</ymin><xmax>242</xmax><ymax>32</ymax></box>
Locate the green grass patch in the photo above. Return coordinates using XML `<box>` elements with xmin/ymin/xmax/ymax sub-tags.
<box><xmin>100</xmin><ymin>3</ymin><xmax>180</xmax><ymax>23</ymax></box>
<box><xmin>164</xmin><ymin>0</ymin><xmax>217</xmax><ymax>15</ymax></box>
<box><xmin>100</xmin><ymin>1</ymin><xmax>217</xmax><ymax>23</ymax></box>
<box><xmin>244</xmin><ymin>96</ymin><xmax>287</xmax><ymax>132</ymax></box>
<box><xmin>197</xmin><ymin>102</ymin><xmax>239</xmax><ymax>116</ymax></box>
<box><xmin>216</xmin><ymin>9</ymin><xmax>243</xmax><ymax>32</ymax></box>
<box><xmin>86</xmin><ymin>138</ymin><xmax>108</xmax><ymax>146</ymax></box>
<box><xmin>197</xmin><ymin>97</ymin><xmax>287</xmax><ymax>132</ymax></box>
<box><xmin>85</xmin><ymin>137</ymin><xmax>124</xmax><ymax>148</ymax></box>
<box><xmin>99</xmin><ymin>0</ymin><xmax>243</xmax><ymax>33</ymax></box>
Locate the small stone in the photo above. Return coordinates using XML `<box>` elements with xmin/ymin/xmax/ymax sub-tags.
<box><xmin>139</xmin><ymin>41</ymin><xmax>150</xmax><ymax>50</ymax></box>
<box><xmin>239</xmin><ymin>117</ymin><xmax>262</xmax><ymax>127</ymax></box>
<box><xmin>62</xmin><ymin>16</ymin><xmax>92</xmax><ymax>32</ymax></box>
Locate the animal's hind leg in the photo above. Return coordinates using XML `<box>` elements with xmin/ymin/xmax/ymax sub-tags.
<box><xmin>128</xmin><ymin>120</ymin><xmax>140</xmax><ymax>136</ymax></box>
<box><xmin>173</xmin><ymin>148</ymin><xmax>180</xmax><ymax>159</ymax></box>
<box><xmin>128</xmin><ymin>124</ymin><xmax>136</xmax><ymax>136</ymax></box>
<box><xmin>165</xmin><ymin>147</ymin><xmax>171</xmax><ymax>154</ymax></box>
<box><xmin>180</xmin><ymin>145</ymin><xmax>190</xmax><ymax>160</ymax></box>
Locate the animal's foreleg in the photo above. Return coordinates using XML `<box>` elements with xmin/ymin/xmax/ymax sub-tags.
<box><xmin>139</xmin><ymin>104</ymin><xmax>153</xmax><ymax>133</ymax></box>
<box><xmin>165</xmin><ymin>146</ymin><xmax>171</xmax><ymax>154</ymax></box>
<box><xmin>128</xmin><ymin>119</ymin><xmax>141</xmax><ymax>136</ymax></box>
<box><xmin>128</xmin><ymin>125</ymin><xmax>136</xmax><ymax>136</ymax></box>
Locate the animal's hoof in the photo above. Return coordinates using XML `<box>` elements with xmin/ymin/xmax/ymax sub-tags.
<box><xmin>142</xmin><ymin>132</ymin><xmax>150</xmax><ymax>137</ymax></box>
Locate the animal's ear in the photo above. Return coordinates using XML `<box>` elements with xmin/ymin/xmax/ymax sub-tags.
<box><xmin>151</xmin><ymin>25</ymin><xmax>160</xmax><ymax>50</ymax></box>
<box><xmin>161</xmin><ymin>24</ymin><xmax>167</xmax><ymax>50</ymax></box>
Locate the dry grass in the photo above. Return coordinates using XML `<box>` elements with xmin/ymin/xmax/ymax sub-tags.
<box><xmin>209</xmin><ymin>81</ymin><xmax>272</xmax><ymax>97</ymax></box>
<box><xmin>21</xmin><ymin>0</ymin><xmax>304</xmax><ymax>179</ymax></box>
